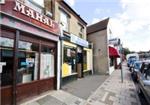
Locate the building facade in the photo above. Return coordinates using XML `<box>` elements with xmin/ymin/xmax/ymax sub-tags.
<box><xmin>53</xmin><ymin>1</ymin><xmax>93</xmax><ymax>84</ymax></box>
<box><xmin>0</xmin><ymin>0</ymin><xmax>60</xmax><ymax>105</ymax></box>
<box><xmin>87</xmin><ymin>18</ymin><xmax>120</xmax><ymax>75</ymax></box>
<box><xmin>0</xmin><ymin>0</ymin><xmax>93</xmax><ymax>104</ymax></box>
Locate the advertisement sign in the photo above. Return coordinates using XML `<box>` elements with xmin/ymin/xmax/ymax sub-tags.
<box><xmin>0</xmin><ymin>15</ymin><xmax>59</xmax><ymax>41</ymax></box>
<box><xmin>71</xmin><ymin>34</ymin><xmax>89</xmax><ymax>47</ymax></box>
<box><xmin>109</xmin><ymin>38</ymin><xmax>120</xmax><ymax>46</ymax></box>
<box><xmin>0</xmin><ymin>0</ymin><xmax>60</xmax><ymax>35</ymax></box>
<box><xmin>40</xmin><ymin>54</ymin><xmax>54</xmax><ymax>79</ymax></box>
<box><xmin>0</xmin><ymin>62</ymin><xmax>6</xmax><ymax>73</ymax></box>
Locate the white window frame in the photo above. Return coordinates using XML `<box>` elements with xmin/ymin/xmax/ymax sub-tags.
<box><xmin>60</xmin><ymin>11</ymin><xmax>69</xmax><ymax>32</ymax></box>
<box><xmin>0</xmin><ymin>0</ymin><xmax>5</xmax><ymax>4</ymax></box>
<box><xmin>29</xmin><ymin>0</ymin><xmax>44</xmax><ymax>8</ymax></box>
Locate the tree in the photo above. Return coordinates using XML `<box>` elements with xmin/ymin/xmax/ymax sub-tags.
<box><xmin>123</xmin><ymin>47</ymin><xmax>131</xmax><ymax>56</ymax></box>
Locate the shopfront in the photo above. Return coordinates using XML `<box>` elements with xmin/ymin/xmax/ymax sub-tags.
<box><xmin>109</xmin><ymin>46</ymin><xmax>120</xmax><ymax>74</ymax></box>
<box><xmin>61</xmin><ymin>34</ymin><xmax>90</xmax><ymax>84</ymax></box>
<box><xmin>0</xmin><ymin>0</ymin><xmax>60</xmax><ymax>105</ymax></box>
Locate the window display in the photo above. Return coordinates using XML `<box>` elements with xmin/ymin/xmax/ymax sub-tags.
<box><xmin>0</xmin><ymin>37</ymin><xmax>14</xmax><ymax>47</ymax></box>
<box><xmin>17</xmin><ymin>41</ymin><xmax>39</xmax><ymax>84</ymax></box>
<box><xmin>40</xmin><ymin>45</ymin><xmax>54</xmax><ymax>79</ymax></box>
<box><xmin>64</xmin><ymin>46</ymin><xmax>76</xmax><ymax>73</ymax></box>
<box><xmin>1</xmin><ymin>36</ymin><xmax>56</xmax><ymax>85</ymax></box>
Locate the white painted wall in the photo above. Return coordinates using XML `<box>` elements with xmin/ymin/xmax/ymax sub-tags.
<box><xmin>109</xmin><ymin>66</ymin><xmax>115</xmax><ymax>75</ymax></box>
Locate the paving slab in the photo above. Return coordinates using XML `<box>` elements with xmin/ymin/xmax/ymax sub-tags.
<box><xmin>20</xmin><ymin>62</ymin><xmax>141</xmax><ymax>105</ymax></box>
<box><xmin>86</xmin><ymin>62</ymin><xmax>141</xmax><ymax>105</ymax></box>
<box><xmin>62</xmin><ymin>75</ymin><xmax>108</xmax><ymax>99</ymax></box>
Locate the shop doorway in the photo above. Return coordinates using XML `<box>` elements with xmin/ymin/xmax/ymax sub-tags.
<box><xmin>77</xmin><ymin>47</ymin><xmax>83</xmax><ymax>78</ymax></box>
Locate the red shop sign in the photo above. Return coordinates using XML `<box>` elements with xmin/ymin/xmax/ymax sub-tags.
<box><xmin>0</xmin><ymin>0</ymin><xmax>60</xmax><ymax>35</ymax></box>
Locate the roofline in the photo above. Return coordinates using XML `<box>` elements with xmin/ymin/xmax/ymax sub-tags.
<box><xmin>87</xmin><ymin>27</ymin><xmax>107</xmax><ymax>35</ymax></box>
<box><xmin>88</xmin><ymin>18</ymin><xmax>109</xmax><ymax>27</ymax></box>
<box><xmin>87</xmin><ymin>18</ymin><xmax>109</xmax><ymax>35</ymax></box>
<box><xmin>58</xmin><ymin>0</ymin><xmax>87</xmax><ymax>25</ymax></box>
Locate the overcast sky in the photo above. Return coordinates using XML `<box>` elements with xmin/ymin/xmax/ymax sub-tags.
<box><xmin>65</xmin><ymin>0</ymin><xmax>150</xmax><ymax>52</ymax></box>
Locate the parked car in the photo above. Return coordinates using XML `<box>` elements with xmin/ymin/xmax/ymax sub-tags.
<box><xmin>137</xmin><ymin>62</ymin><xmax>150</xmax><ymax>104</ymax></box>
<box><xmin>128</xmin><ymin>57</ymin><xmax>137</xmax><ymax>72</ymax></box>
<box><xmin>131</xmin><ymin>61</ymin><xmax>142</xmax><ymax>82</ymax></box>
<box><xmin>127</xmin><ymin>53</ymin><xmax>139</xmax><ymax>67</ymax></box>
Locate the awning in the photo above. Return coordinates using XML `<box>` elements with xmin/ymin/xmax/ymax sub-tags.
<box><xmin>109</xmin><ymin>46</ymin><xmax>120</xmax><ymax>58</ymax></box>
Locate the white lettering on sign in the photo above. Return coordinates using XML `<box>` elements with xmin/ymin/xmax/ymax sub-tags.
<box><xmin>0</xmin><ymin>62</ymin><xmax>6</xmax><ymax>73</ymax></box>
<box><xmin>13</xmin><ymin>1</ymin><xmax>54</xmax><ymax>28</ymax></box>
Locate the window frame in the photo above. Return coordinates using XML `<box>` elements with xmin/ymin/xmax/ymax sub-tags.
<box><xmin>29</xmin><ymin>0</ymin><xmax>44</xmax><ymax>8</ymax></box>
<box><xmin>0</xmin><ymin>0</ymin><xmax>5</xmax><ymax>4</ymax></box>
<box><xmin>60</xmin><ymin>9</ymin><xmax>70</xmax><ymax>32</ymax></box>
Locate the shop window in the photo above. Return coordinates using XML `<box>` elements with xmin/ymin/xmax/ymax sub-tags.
<box><xmin>40</xmin><ymin>45</ymin><xmax>55</xmax><ymax>79</ymax></box>
<box><xmin>17</xmin><ymin>41</ymin><xmax>39</xmax><ymax>84</ymax></box>
<box><xmin>64</xmin><ymin>46</ymin><xmax>76</xmax><ymax>73</ymax></box>
<box><xmin>0</xmin><ymin>37</ymin><xmax>14</xmax><ymax>47</ymax></box>
<box><xmin>0</xmin><ymin>0</ymin><xmax>5</xmax><ymax>4</ymax></box>
<box><xmin>83</xmin><ymin>51</ymin><xmax>87</xmax><ymax>70</ymax></box>
<box><xmin>30</xmin><ymin>0</ymin><xmax>44</xmax><ymax>8</ymax></box>
<box><xmin>0</xmin><ymin>37</ymin><xmax>14</xmax><ymax>86</ymax></box>
<box><xmin>78</xmin><ymin>23</ymin><xmax>84</xmax><ymax>38</ymax></box>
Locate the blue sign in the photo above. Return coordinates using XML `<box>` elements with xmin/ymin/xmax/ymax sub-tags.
<box><xmin>70</xmin><ymin>34</ymin><xmax>89</xmax><ymax>47</ymax></box>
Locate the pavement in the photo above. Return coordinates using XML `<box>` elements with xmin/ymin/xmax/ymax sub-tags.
<box><xmin>20</xmin><ymin>62</ymin><xmax>141</xmax><ymax>105</ymax></box>
<box><xmin>62</xmin><ymin>75</ymin><xmax>108</xmax><ymax>99</ymax></box>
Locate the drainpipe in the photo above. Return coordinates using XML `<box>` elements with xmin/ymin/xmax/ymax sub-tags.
<box><xmin>57</xmin><ymin>25</ymin><xmax>63</xmax><ymax>89</ymax></box>
<box><xmin>57</xmin><ymin>39</ymin><xmax>61</xmax><ymax>90</ymax></box>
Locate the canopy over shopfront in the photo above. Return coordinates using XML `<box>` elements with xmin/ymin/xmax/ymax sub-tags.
<box><xmin>109</xmin><ymin>46</ymin><xmax>120</xmax><ymax>58</ymax></box>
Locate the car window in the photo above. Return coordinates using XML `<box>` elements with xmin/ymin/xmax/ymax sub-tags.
<box><xmin>144</xmin><ymin>65</ymin><xmax>150</xmax><ymax>80</ymax></box>
<box><xmin>147</xmin><ymin>75</ymin><xmax>150</xmax><ymax>80</ymax></box>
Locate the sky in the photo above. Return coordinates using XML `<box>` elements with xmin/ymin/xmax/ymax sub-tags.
<box><xmin>65</xmin><ymin>0</ymin><xmax>150</xmax><ymax>52</ymax></box>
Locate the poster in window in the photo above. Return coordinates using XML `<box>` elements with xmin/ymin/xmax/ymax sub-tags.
<box><xmin>40</xmin><ymin>53</ymin><xmax>54</xmax><ymax>79</ymax></box>
<box><xmin>19</xmin><ymin>41</ymin><xmax>32</xmax><ymax>50</ymax></box>
<box><xmin>67</xmin><ymin>49</ymin><xmax>71</xmax><ymax>57</ymax></box>
<box><xmin>0</xmin><ymin>37</ymin><xmax>14</xmax><ymax>47</ymax></box>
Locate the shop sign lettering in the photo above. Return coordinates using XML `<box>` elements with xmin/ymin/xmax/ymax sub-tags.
<box><xmin>13</xmin><ymin>1</ymin><xmax>54</xmax><ymax>28</ymax></box>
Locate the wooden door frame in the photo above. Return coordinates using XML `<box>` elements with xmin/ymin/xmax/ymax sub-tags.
<box><xmin>12</xmin><ymin>30</ymin><xmax>20</xmax><ymax>105</ymax></box>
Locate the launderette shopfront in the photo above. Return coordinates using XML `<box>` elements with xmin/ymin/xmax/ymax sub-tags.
<box><xmin>0</xmin><ymin>0</ymin><xmax>60</xmax><ymax>105</ymax></box>
<box><xmin>61</xmin><ymin>34</ymin><xmax>89</xmax><ymax>84</ymax></box>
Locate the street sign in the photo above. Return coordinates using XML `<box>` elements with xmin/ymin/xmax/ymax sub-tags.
<box><xmin>109</xmin><ymin>38</ymin><xmax>120</xmax><ymax>46</ymax></box>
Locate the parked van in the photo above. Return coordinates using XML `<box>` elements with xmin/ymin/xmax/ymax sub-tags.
<box><xmin>126</xmin><ymin>53</ymin><xmax>139</xmax><ymax>67</ymax></box>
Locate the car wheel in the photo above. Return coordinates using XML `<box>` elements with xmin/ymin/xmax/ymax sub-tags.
<box><xmin>137</xmin><ymin>88</ymin><xmax>142</xmax><ymax>95</ymax></box>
